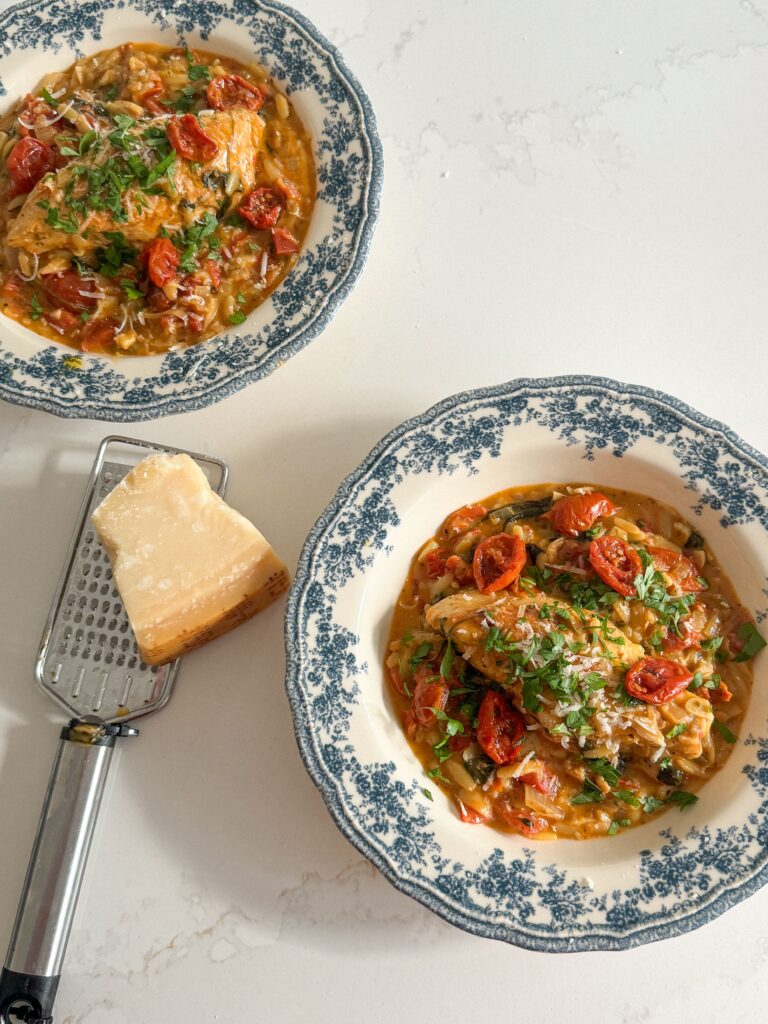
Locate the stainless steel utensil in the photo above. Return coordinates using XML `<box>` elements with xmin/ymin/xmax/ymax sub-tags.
<box><xmin>0</xmin><ymin>436</ymin><xmax>228</xmax><ymax>1024</ymax></box>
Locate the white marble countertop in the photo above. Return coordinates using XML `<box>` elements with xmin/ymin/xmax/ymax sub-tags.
<box><xmin>2</xmin><ymin>1</ymin><xmax>768</xmax><ymax>1021</ymax></box>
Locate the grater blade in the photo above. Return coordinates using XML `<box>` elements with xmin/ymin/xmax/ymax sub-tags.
<box><xmin>34</xmin><ymin>435</ymin><xmax>228</xmax><ymax>725</ymax></box>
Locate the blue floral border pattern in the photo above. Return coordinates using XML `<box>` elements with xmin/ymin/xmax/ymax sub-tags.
<box><xmin>0</xmin><ymin>0</ymin><xmax>383</xmax><ymax>420</ymax></box>
<box><xmin>285</xmin><ymin>376</ymin><xmax>768</xmax><ymax>951</ymax></box>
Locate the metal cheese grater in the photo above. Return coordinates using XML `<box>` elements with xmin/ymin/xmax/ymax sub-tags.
<box><xmin>0</xmin><ymin>436</ymin><xmax>228</xmax><ymax>1024</ymax></box>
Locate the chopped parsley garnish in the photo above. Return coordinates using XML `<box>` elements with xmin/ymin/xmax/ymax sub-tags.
<box><xmin>733</xmin><ymin>622</ymin><xmax>766</xmax><ymax>662</ymax></box>
<box><xmin>121</xmin><ymin>281</ymin><xmax>144</xmax><ymax>301</ymax></box>
<box><xmin>169</xmin><ymin>85</ymin><xmax>198</xmax><ymax>113</ymax></box>
<box><xmin>45</xmin><ymin>207</ymin><xmax>78</xmax><ymax>233</ymax></box>
<box><xmin>408</xmin><ymin>641</ymin><xmax>431</xmax><ymax>671</ymax></box>
<box><xmin>173</xmin><ymin>211</ymin><xmax>219</xmax><ymax>272</ymax></box>
<box><xmin>633</xmin><ymin>562</ymin><xmax>695</xmax><ymax>632</ymax></box>
<box><xmin>666</xmin><ymin>790</ymin><xmax>698</xmax><ymax>810</ymax></box>
<box><xmin>96</xmin><ymin>232</ymin><xmax>137</xmax><ymax>278</ymax></box>
<box><xmin>586</xmin><ymin>757</ymin><xmax>622</xmax><ymax>787</ymax></box>
<box><xmin>658</xmin><ymin>756</ymin><xmax>672</xmax><ymax>771</ymax></box>
<box><xmin>186</xmin><ymin>51</ymin><xmax>212</xmax><ymax>81</ymax></box>
<box><xmin>80</xmin><ymin>311</ymin><xmax>90</xmax><ymax>322</ymax></box>
<box><xmin>430</xmin><ymin>708</ymin><xmax>464</xmax><ymax>767</ymax></box>
<box><xmin>712</xmin><ymin>719</ymin><xmax>738</xmax><ymax>744</ymax></box>
<box><xmin>41</xmin><ymin>87</ymin><xmax>59</xmax><ymax>107</ymax></box>
<box><xmin>641</xmin><ymin>795</ymin><xmax>665</xmax><ymax>813</ymax></box>
<box><xmin>607</xmin><ymin>818</ymin><xmax>631</xmax><ymax>835</ymax></box>
<box><xmin>612</xmin><ymin>788</ymin><xmax>641</xmax><ymax>808</ymax></box>
<box><xmin>227</xmin><ymin>311</ymin><xmax>247</xmax><ymax>325</ymax></box>
<box><xmin>29</xmin><ymin>293</ymin><xmax>42</xmax><ymax>320</ymax></box>
<box><xmin>421</xmin><ymin>787</ymin><xmax>433</xmax><ymax>801</ymax></box>
<box><xmin>666</xmin><ymin>722</ymin><xmax>688</xmax><ymax>740</ymax></box>
<box><xmin>571</xmin><ymin>778</ymin><xmax>603</xmax><ymax>804</ymax></box>
<box><xmin>701</xmin><ymin>636</ymin><xmax>723</xmax><ymax>652</ymax></box>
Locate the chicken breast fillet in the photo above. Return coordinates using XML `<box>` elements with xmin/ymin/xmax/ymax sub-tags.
<box><xmin>7</xmin><ymin>109</ymin><xmax>264</xmax><ymax>257</ymax></box>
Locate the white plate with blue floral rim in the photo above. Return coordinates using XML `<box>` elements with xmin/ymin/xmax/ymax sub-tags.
<box><xmin>285</xmin><ymin>375</ymin><xmax>768</xmax><ymax>951</ymax></box>
<box><xmin>0</xmin><ymin>0</ymin><xmax>382</xmax><ymax>421</ymax></box>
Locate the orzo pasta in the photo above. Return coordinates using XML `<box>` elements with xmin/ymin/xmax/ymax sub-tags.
<box><xmin>385</xmin><ymin>484</ymin><xmax>764</xmax><ymax>839</ymax></box>
<box><xmin>0</xmin><ymin>43</ymin><xmax>315</xmax><ymax>355</ymax></box>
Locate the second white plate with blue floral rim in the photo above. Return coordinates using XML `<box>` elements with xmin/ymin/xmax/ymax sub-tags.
<box><xmin>0</xmin><ymin>0</ymin><xmax>382</xmax><ymax>421</ymax></box>
<box><xmin>285</xmin><ymin>375</ymin><xmax>768</xmax><ymax>951</ymax></box>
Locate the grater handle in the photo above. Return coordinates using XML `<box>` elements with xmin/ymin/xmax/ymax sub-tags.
<box><xmin>0</xmin><ymin>721</ymin><xmax>135</xmax><ymax>1024</ymax></box>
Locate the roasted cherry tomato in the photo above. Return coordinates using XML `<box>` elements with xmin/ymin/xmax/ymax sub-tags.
<box><xmin>7</xmin><ymin>137</ymin><xmax>58</xmax><ymax>193</ymax></box>
<box><xmin>624</xmin><ymin>657</ymin><xmax>693</xmax><ymax>704</ymax></box>
<box><xmin>442</xmin><ymin>503</ymin><xmax>486</xmax><ymax>538</ymax></box>
<box><xmin>649</xmin><ymin>546</ymin><xmax>703</xmax><ymax>593</ymax></box>
<box><xmin>519</xmin><ymin>760</ymin><xmax>560</xmax><ymax>798</ymax></box>
<box><xmin>41</xmin><ymin>271</ymin><xmax>98</xmax><ymax>312</ymax></box>
<box><xmin>476</xmin><ymin>690</ymin><xmax>525</xmax><ymax>765</ymax></box>
<box><xmin>473</xmin><ymin>533</ymin><xmax>526</xmax><ymax>593</ymax></box>
<box><xmin>546</xmin><ymin>491</ymin><xmax>618</xmax><ymax>537</ymax></box>
<box><xmin>43</xmin><ymin>308</ymin><xmax>79</xmax><ymax>334</ymax></box>
<box><xmin>239</xmin><ymin>187</ymin><xmax>283</xmax><ymax>230</ymax></box>
<box><xmin>167</xmin><ymin>114</ymin><xmax>218</xmax><ymax>162</ymax></box>
<box><xmin>588</xmin><ymin>535</ymin><xmax>642</xmax><ymax>596</ymax></box>
<box><xmin>272</xmin><ymin>227</ymin><xmax>299</xmax><ymax>255</ymax></box>
<box><xmin>138</xmin><ymin>80</ymin><xmax>167</xmax><ymax>115</ymax></box>
<box><xmin>207</xmin><ymin>74</ymin><xmax>266</xmax><ymax>112</ymax></box>
<box><xmin>457</xmin><ymin>801</ymin><xmax>486</xmax><ymax>824</ymax></box>
<box><xmin>424</xmin><ymin>547</ymin><xmax>450</xmax><ymax>580</ymax></box>
<box><xmin>143</xmin><ymin>237</ymin><xmax>180</xmax><ymax>288</ymax></box>
<box><xmin>413</xmin><ymin>674</ymin><xmax>448</xmax><ymax>727</ymax></box>
<box><xmin>495</xmin><ymin>803</ymin><xmax>549</xmax><ymax>837</ymax></box>
<box><xmin>204</xmin><ymin>259</ymin><xmax>222</xmax><ymax>290</ymax></box>
<box><xmin>79</xmin><ymin>317</ymin><xmax>119</xmax><ymax>353</ymax></box>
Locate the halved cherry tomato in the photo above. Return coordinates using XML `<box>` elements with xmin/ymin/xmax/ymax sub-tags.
<box><xmin>519</xmin><ymin>760</ymin><xmax>560</xmax><ymax>798</ymax></box>
<box><xmin>79</xmin><ymin>317</ymin><xmax>118</xmax><ymax>353</ymax></box>
<box><xmin>204</xmin><ymin>259</ymin><xmax>222</xmax><ymax>289</ymax></box>
<box><xmin>442</xmin><ymin>503</ymin><xmax>486</xmax><ymax>538</ymax></box>
<box><xmin>43</xmin><ymin>308</ymin><xmax>79</xmax><ymax>334</ymax></box>
<box><xmin>424</xmin><ymin>547</ymin><xmax>450</xmax><ymax>580</ymax></box>
<box><xmin>546</xmin><ymin>491</ymin><xmax>618</xmax><ymax>537</ymax></box>
<box><xmin>448</xmin><ymin>734</ymin><xmax>472</xmax><ymax>754</ymax></box>
<box><xmin>649</xmin><ymin>546</ymin><xmax>703</xmax><ymax>593</ymax></box>
<box><xmin>495</xmin><ymin>803</ymin><xmax>549</xmax><ymax>837</ymax></box>
<box><xmin>41</xmin><ymin>271</ymin><xmax>98</xmax><ymax>312</ymax></box>
<box><xmin>457</xmin><ymin>801</ymin><xmax>486</xmax><ymax>824</ymax></box>
<box><xmin>143</xmin><ymin>237</ymin><xmax>180</xmax><ymax>288</ymax></box>
<box><xmin>473</xmin><ymin>533</ymin><xmax>526</xmax><ymax>593</ymax></box>
<box><xmin>272</xmin><ymin>227</ymin><xmax>299</xmax><ymax>255</ymax></box>
<box><xmin>7</xmin><ymin>137</ymin><xmax>58</xmax><ymax>193</ymax></box>
<box><xmin>445</xmin><ymin>554</ymin><xmax>474</xmax><ymax>586</ymax></box>
<box><xmin>167</xmin><ymin>114</ymin><xmax>218</xmax><ymax>161</ymax></box>
<box><xmin>207</xmin><ymin>74</ymin><xmax>266</xmax><ymax>112</ymax></box>
<box><xmin>239</xmin><ymin>187</ymin><xmax>282</xmax><ymax>230</ymax></box>
<box><xmin>662</xmin><ymin>618</ymin><xmax>703</xmax><ymax>652</ymax></box>
<box><xmin>138</xmin><ymin>79</ymin><xmax>167</xmax><ymax>115</ymax></box>
<box><xmin>708</xmin><ymin>680</ymin><xmax>733</xmax><ymax>703</ymax></box>
<box><xmin>588</xmin><ymin>535</ymin><xmax>642</xmax><ymax>596</ymax></box>
<box><xmin>476</xmin><ymin>690</ymin><xmax>525</xmax><ymax>765</ymax></box>
<box><xmin>413</xmin><ymin>674</ymin><xmax>448</xmax><ymax>727</ymax></box>
<box><xmin>624</xmin><ymin>657</ymin><xmax>692</xmax><ymax>704</ymax></box>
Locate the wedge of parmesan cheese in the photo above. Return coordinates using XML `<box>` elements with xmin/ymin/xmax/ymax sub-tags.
<box><xmin>92</xmin><ymin>453</ymin><xmax>289</xmax><ymax>666</ymax></box>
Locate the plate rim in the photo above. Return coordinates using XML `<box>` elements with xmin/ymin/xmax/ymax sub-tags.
<box><xmin>0</xmin><ymin>0</ymin><xmax>383</xmax><ymax>421</ymax></box>
<box><xmin>284</xmin><ymin>374</ymin><xmax>768</xmax><ymax>951</ymax></box>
